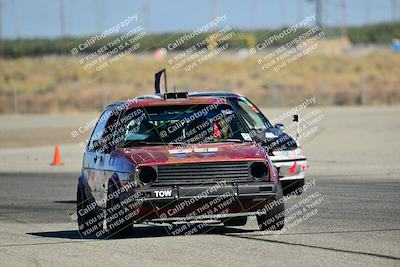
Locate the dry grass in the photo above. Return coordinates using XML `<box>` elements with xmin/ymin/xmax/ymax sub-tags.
<box><xmin>0</xmin><ymin>50</ymin><xmax>399</xmax><ymax>113</ymax></box>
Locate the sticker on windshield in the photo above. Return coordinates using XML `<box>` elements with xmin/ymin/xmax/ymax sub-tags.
<box><xmin>169</xmin><ymin>149</ymin><xmax>192</xmax><ymax>154</ymax></box>
<box><xmin>169</xmin><ymin>148</ymin><xmax>218</xmax><ymax>154</ymax></box>
<box><xmin>265</xmin><ymin>132</ymin><xmax>278</xmax><ymax>138</ymax></box>
<box><xmin>222</xmin><ymin>109</ymin><xmax>234</xmax><ymax>115</ymax></box>
<box><xmin>241</xmin><ymin>133</ymin><xmax>253</xmax><ymax>141</ymax></box>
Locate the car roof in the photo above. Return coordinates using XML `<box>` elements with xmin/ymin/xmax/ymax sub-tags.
<box><xmin>133</xmin><ymin>91</ymin><xmax>244</xmax><ymax>100</ymax></box>
<box><xmin>106</xmin><ymin>95</ymin><xmax>228</xmax><ymax>110</ymax></box>
<box><xmin>189</xmin><ymin>91</ymin><xmax>244</xmax><ymax>98</ymax></box>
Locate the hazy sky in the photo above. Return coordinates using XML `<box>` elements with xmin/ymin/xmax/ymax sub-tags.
<box><xmin>1</xmin><ymin>0</ymin><xmax>398</xmax><ymax>39</ymax></box>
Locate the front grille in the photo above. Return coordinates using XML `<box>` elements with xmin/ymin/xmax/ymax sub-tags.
<box><xmin>156</xmin><ymin>161</ymin><xmax>253</xmax><ymax>185</ymax></box>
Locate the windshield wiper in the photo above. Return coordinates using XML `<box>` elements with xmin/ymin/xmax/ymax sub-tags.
<box><xmin>120</xmin><ymin>141</ymin><xmax>166</xmax><ymax>147</ymax></box>
<box><xmin>219</xmin><ymin>139</ymin><xmax>244</xmax><ymax>143</ymax></box>
<box><xmin>203</xmin><ymin>139</ymin><xmax>244</xmax><ymax>143</ymax></box>
<box><xmin>120</xmin><ymin>140</ymin><xmax>187</xmax><ymax>148</ymax></box>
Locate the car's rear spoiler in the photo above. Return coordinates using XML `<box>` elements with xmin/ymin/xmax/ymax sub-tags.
<box><xmin>154</xmin><ymin>69</ymin><xmax>168</xmax><ymax>94</ymax></box>
<box><xmin>153</xmin><ymin>69</ymin><xmax>189</xmax><ymax>100</ymax></box>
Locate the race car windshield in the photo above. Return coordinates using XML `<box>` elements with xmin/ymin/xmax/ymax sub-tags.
<box><xmin>229</xmin><ymin>97</ymin><xmax>272</xmax><ymax>130</ymax></box>
<box><xmin>118</xmin><ymin>104</ymin><xmax>246</xmax><ymax>147</ymax></box>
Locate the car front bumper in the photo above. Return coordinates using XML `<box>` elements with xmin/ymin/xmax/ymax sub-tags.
<box><xmin>269</xmin><ymin>156</ymin><xmax>307</xmax><ymax>181</ymax></box>
<box><xmin>119</xmin><ymin>182</ymin><xmax>279</xmax><ymax>222</ymax></box>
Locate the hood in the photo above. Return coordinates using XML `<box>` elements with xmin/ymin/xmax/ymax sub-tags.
<box><xmin>116</xmin><ymin>142</ymin><xmax>267</xmax><ymax>166</ymax></box>
<box><xmin>252</xmin><ymin>127</ymin><xmax>298</xmax><ymax>153</ymax></box>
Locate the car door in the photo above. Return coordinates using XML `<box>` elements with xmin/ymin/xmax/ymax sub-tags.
<box><xmin>100</xmin><ymin>109</ymin><xmax>123</xmax><ymax>199</ymax></box>
<box><xmin>83</xmin><ymin>110</ymin><xmax>111</xmax><ymax>206</ymax></box>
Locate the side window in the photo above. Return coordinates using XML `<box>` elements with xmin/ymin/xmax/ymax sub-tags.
<box><xmin>103</xmin><ymin>109</ymin><xmax>122</xmax><ymax>152</ymax></box>
<box><xmin>114</xmin><ymin>108</ymin><xmax>146</xmax><ymax>148</ymax></box>
<box><xmin>87</xmin><ymin>111</ymin><xmax>111</xmax><ymax>152</ymax></box>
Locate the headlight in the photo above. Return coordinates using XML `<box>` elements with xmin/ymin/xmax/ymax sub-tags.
<box><xmin>249</xmin><ymin>162</ymin><xmax>269</xmax><ymax>180</ymax></box>
<box><xmin>138</xmin><ymin>166</ymin><xmax>157</xmax><ymax>184</ymax></box>
<box><xmin>272</xmin><ymin>150</ymin><xmax>283</xmax><ymax>156</ymax></box>
<box><xmin>294</xmin><ymin>148</ymin><xmax>303</xmax><ymax>155</ymax></box>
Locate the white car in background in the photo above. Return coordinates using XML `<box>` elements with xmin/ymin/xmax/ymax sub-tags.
<box><xmin>189</xmin><ymin>92</ymin><xmax>308</xmax><ymax>195</ymax></box>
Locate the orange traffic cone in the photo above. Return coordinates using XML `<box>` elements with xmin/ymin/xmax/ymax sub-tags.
<box><xmin>51</xmin><ymin>146</ymin><xmax>63</xmax><ymax>166</ymax></box>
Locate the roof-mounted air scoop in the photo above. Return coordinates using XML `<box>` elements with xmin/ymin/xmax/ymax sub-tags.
<box><xmin>164</xmin><ymin>92</ymin><xmax>188</xmax><ymax>100</ymax></box>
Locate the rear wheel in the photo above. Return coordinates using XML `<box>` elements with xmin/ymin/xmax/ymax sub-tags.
<box><xmin>223</xmin><ymin>216</ymin><xmax>248</xmax><ymax>226</ymax></box>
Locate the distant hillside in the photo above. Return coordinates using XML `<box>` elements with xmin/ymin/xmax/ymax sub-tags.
<box><xmin>0</xmin><ymin>50</ymin><xmax>399</xmax><ymax>113</ymax></box>
<box><xmin>1</xmin><ymin>22</ymin><xmax>399</xmax><ymax>58</ymax></box>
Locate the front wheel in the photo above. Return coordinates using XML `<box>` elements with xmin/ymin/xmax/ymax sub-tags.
<box><xmin>105</xmin><ymin>178</ymin><xmax>133</xmax><ymax>238</ymax></box>
<box><xmin>76</xmin><ymin>183</ymin><xmax>103</xmax><ymax>238</ymax></box>
<box><xmin>257</xmin><ymin>187</ymin><xmax>285</xmax><ymax>231</ymax></box>
<box><xmin>282</xmin><ymin>179</ymin><xmax>305</xmax><ymax>195</ymax></box>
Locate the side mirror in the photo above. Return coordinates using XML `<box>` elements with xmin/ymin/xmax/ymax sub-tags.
<box><xmin>275</xmin><ymin>123</ymin><xmax>284</xmax><ymax>131</ymax></box>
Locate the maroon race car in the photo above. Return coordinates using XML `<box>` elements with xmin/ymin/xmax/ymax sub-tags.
<box><xmin>76</xmin><ymin>92</ymin><xmax>285</xmax><ymax>238</ymax></box>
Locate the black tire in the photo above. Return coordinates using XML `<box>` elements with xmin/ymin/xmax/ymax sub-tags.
<box><xmin>257</xmin><ymin>186</ymin><xmax>285</xmax><ymax>231</ymax></box>
<box><xmin>293</xmin><ymin>179</ymin><xmax>305</xmax><ymax>195</ymax></box>
<box><xmin>282</xmin><ymin>179</ymin><xmax>305</xmax><ymax>195</ymax></box>
<box><xmin>76</xmin><ymin>183</ymin><xmax>103</xmax><ymax>238</ymax></box>
<box><xmin>105</xmin><ymin>178</ymin><xmax>133</xmax><ymax>238</ymax></box>
<box><xmin>223</xmin><ymin>216</ymin><xmax>248</xmax><ymax>226</ymax></box>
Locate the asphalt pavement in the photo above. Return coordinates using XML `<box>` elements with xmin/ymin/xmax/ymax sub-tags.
<box><xmin>0</xmin><ymin>172</ymin><xmax>399</xmax><ymax>266</ymax></box>
<box><xmin>0</xmin><ymin>107</ymin><xmax>399</xmax><ymax>266</ymax></box>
